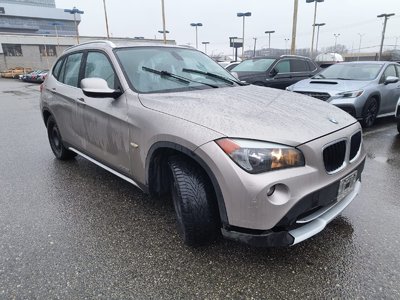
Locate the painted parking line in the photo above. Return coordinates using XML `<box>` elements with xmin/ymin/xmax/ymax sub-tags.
<box><xmin>363</xmin><ymin>125</ymin><xmax>396</xmax><ymax>136</ymax></box>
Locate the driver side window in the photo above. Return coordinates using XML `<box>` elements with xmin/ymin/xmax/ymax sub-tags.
<box><xmin>84</xmin><ymin>52</ymin><xmax>116</xmax><ymax>89</ymax></box>
<box><xmin>380</xmin><ymin>65</ymin><xmax>396</xmax><ymax>83</ymax></box>
<box><xmin>275</xmin><ymin>60</ymin><xmax>290</xmax><ymax>73</ymax></box>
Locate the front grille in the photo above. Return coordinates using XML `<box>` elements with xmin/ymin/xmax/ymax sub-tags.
<box><xmin>350</xmin><ymin>131</ymin><xmax>362</xmax><ymax>161</ymax></box>
<box><xmin>323</xmin><ymin>141</ymin><xmax>346</xmax><ymax>173</ymax></box>
<box><xmin>295</xmin><ymin>91</ymin><xmax>331</xmax><ymax>101</ymax></box>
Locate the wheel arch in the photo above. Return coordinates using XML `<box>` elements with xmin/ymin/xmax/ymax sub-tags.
<box><xmin>42</xmin><ymin>108</ymin><xmax>53</xmax><ymax>127</ymax></box>
<box><xmin>145</xmin><ymin>141</ymin><xmax>229</xmax><ymax>225</ymax></box>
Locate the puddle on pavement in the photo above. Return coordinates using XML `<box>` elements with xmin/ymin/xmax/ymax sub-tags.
<box><xmin>2</xmin><ymin>90</ymin><xmax>29</xmax><ymax>96</ymax></box>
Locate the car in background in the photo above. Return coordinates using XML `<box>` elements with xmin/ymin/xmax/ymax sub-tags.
<box><xmin>287</xmin><ymin>61</ymin><xmax>400</xmax><ymax>127</ymax></box>
<box><xmin>20</xmin><ymin>70</ymin><xmax>49</xmax><ymax>83</ymax></box>
<box><xmin>396</xmin><ymin>98</ymin><xmax>400</xmax><ymax>133</ymax></box>
<box><xmin>40</xmin><ymin>41</ymin><xmax>366</xmax><ymax>248</ymax></box>
<box><xmin>225</xmin><ymin>61</ymin><xmax>240</xmax><ymax>71</ymax></box>
<box><xmin>230</xmin><ymin>55</ymin><xmax>319</xmax><ymax>89</ymax></box>
<box><xmin>1</xmin><ymin>67</ymin><xmax>32</xmax><ymax>79</ymax></box>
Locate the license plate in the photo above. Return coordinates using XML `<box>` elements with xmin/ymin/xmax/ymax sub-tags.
<box><xmin>337</xmin><ymin>170</ymin><xmax>358</xmax><ymax>201</ymax></box>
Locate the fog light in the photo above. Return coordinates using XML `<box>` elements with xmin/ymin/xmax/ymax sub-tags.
<box><xmin>267</xmin><ymin>185</ymin><xmax>276</xmax><ymax>196</ymax></box>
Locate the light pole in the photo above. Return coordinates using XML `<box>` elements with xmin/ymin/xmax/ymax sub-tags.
<box><xmin>395</xmin><ymin>36</ymin><xmax>400</xmax><ymax>51</ymax></box>
<box><xmin>334</xmin><ymin>33</ymin><xmax>340</xmax><ymax>52</ymax></box>
<box><xmin>202</xmin><ymin>41</ymin><xmax>210</xmax><ymax>54</ymax></box>
<box><xmin>307</xmin><ymin>0</ymin><xmax>324</xmax><ymax>58</ymax></box>
<box><xmin>64</xmin><ymin>7</ymin><xmax>84</xmax><ymax>44</ymax></box>
<box><xmin>237</xmin><ymin>12</ymin><xmax>252</xmax><ymax>59</ymax></box>
<box><xmin>190</xmin><ymin>23</ymin><xmax>203</xmax><ymax>49</ymax></box>
<box><xmin>161</xmin><ymin>0</ymin><xmax>167</xmax><ymax>44</ymax></box>
<box><xmin>158</xmin><ymin>30</ymin><xmax>169</xmax><ymax>40</ymax></box>
<box><xmin>357</xmin><ymin>33</ymin><xmax>365</xmax><ymax>61</ymax></box>
<box><xmin>285</xmin><ymin>38</ymin><xmax>290</xmax><ymax>54</ymax></box>
<box><xmin>102</xmin><ymin>0</ymin><xmax>110</xmax><ymax>39</ymax></box>
<box><xmin>265</xmin><ymin>30</ymin><xmax>275</xmax><ymax>54</ymax></box>
<box><xmin>253</xmin><ymin>38</ymin><xmax>257</xmax><ymax>57</ymax></box>
<box><xmin>314</xmin><ymin>23</ymin><xmax>325</xmax><ymax>55</ymax></box>
<box><xmin>291</xmin><ymin>0</ymin><xmax>299</xmax><ymax>55</ymax></box>
<box><xmin>50</xmin><ymin>22</ymin><xmax>61</xmax><ymax>54</ymax></box>
<box><xmin>377</xmin><ymin>13</ymin><xmax>395</xmax><ymax>61</ymax></box>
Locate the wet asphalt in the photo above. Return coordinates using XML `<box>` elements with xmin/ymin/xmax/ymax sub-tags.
<box><xmin>0</xmin><ymin>78</ymin><xmax>399</xmax><ymax>299</ymax></box>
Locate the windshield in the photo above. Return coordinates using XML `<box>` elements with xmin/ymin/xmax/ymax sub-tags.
<box><xmin>115</xmin><ymin>47</ymin><xmax>238</xmax><ymax>93</ymax></box>
<box><xmin>317</xmin><ymin>63</ymin><xmax>383</xmax><ymax>81</ymax></box>
<box><xmin>231</xmin><ymin>58</ymin><xmax>275</xmax><ymax>72</ymax></box>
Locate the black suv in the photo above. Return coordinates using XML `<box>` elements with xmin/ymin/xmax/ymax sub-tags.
<box><xmin>231</xmin><ymin>55</ymin><xmax>319</xmax><ymax>90</ymax></box>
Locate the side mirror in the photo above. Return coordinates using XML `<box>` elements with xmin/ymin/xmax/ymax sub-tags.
<box><xmin>384</xmin><ymin>76</ymin><xmax>399</xmax><ymax>85</ymax></box>
<box><xmin>81</xmin><ymin>78</ymin><xmax>122</xmax><ymax>99</ymax></box>
<box><xmin>269</xmin><ymin>68</ymin><xmax>278</xmax><ymax>77</ymax></box>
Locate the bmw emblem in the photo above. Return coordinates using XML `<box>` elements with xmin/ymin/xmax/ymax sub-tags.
<box><xmin>328</xmin><ymin>116</ymin><xmax>338</xmax><ymax>124</ymax></box>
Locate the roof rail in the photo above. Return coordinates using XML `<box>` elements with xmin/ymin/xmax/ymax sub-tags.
<box><xmin>64</xmin><ymin>40</ymin><xmax>116</xmax><ymax>52</ymax></box>
<box><xmin>280</xmin><ymin>54</ymin><xmax>308</xmax><ymax>58</ymax></box>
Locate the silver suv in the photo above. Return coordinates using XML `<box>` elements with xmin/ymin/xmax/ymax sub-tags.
<box><xmin>40</xmin><ymin>41</ymin><xmax>366</xmax><ymax>247</ymax></box>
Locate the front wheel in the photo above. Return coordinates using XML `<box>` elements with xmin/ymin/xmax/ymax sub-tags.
<box><xmin>168</xmin><ymin>156</ymin><xmax>220</xmax><ymax>247</ymax></box>
<box><xmin>361</xmin><ymin>97</ymin><xmax>378</xmax><ymax>128</ymax></box>
<box><xmin>47</xmin><ymin>116</ymin><xmax>76</xmax><ymax>160</ymax></box>
<box><xmin>397</xmin><ymin>121</ymin><xmax>400</xmax><ymax>134</ymax></box>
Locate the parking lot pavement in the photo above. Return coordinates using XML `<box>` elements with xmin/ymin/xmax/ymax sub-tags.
<box><xmin>0</xmin><ymin>78</ymin><xmax>399</xmax><ymax>299</ymax></box>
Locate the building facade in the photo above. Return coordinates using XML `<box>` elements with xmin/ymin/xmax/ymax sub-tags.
<box><xmin>0</xmin><ymin>0</ymin><xmax>79</xmax><ymax>36</ymax></box>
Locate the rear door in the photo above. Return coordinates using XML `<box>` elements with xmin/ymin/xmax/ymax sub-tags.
<box><xmin>290</xmin><ymin>59</ymin><xmax>313</xmax><ymax>83</ymax></box>
<box><xmin>77</xmin><ymin>50</ymin><xmax>131</xmax><ymax>175</ymax></box>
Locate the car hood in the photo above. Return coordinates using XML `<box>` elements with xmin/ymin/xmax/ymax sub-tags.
<box><xmin>233</xmin><ymin>71</ymin><xmax>264</xmax><ymax>81</ymax></box>
<box><xmin>291</xmin><ymin>78</ymin><xmax>371</xmax><ymax>93</ymax></box>
<box><xmin>138</xmin><ymin>85</ymin><xmax>356</xmax><ymax>146</ymax></box>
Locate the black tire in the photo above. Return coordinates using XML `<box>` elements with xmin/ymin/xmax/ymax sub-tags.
<box><xmin>46</xmin><ymin>116</ymin><xmax>77</xmax><ymax>160</ymax></box>
<box><xmin>168</xmin><ymin>156</ymin><xmax>220</xmax><ymax>247</ymax></box>
<box><xmin>397</xmin><ymin>121</ymin><xmax>400</xmax><ymax>134</ymax></box>
<box><xmin>361</xmin><ymin>97</ymin><xmax>378</xmax><ymax>128</ymax></box>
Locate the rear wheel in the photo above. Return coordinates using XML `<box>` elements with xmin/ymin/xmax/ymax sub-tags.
<box><xmin>168</xmin><ymin>156</ymin><xmax>220</xmax><ymax>247</ymax></box>
<box><xmin>397</xmin><ymin>121</ymin><xmax>400</xmax><ymax>134</ymax></box>
<box><xmin>47</xmin><ymin>116</ymin><xmax>76</xmax><ymax>160</ymax></box>
<box><xmin>361</xmin><ymin>97</ymin><xmax>378</xmax><ymax>128</ymax></box>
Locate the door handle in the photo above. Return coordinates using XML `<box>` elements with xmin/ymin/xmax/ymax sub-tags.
<box><xmin>76</xmin><ymin>97</ymin><xmax>85</xmax><ymax>103</ymax></box>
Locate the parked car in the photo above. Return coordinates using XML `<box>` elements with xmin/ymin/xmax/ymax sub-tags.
<box><xmin>21</xmin><ymin>70</ymin><xmax>44</xmax><ymax>82</ymax></box>
<box><xmin>1</xmin><ymin>66</ymin><xmax>32</xmax><ymax>79</ymax></box>
<box><xmin>287</xmin><ymin>61</ymin><xmax>400</xmax><ymax>127</ymax></box>
<box><xmin>230</xmin><ymin>55</ymin><xmax>320</xmax><ymax>89</ymax></box>
<box><xmin>225</xmin><ymin>61</ymin><xmax>240</xmax><ymax>71</ymax></box>
<box><xmin>396</xmin><ymin>97</ymin><xmax>400</xmax><ymax>133</ymax></box>
<box><xmin>40</xmin><ymin>41</ymin><xmax>366</xmax><ymax>247</ymax></box>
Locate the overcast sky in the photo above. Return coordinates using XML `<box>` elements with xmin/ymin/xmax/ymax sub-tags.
<box><xmin>56</xmin><ymin>0</ymin><xmax>400</xmax><ymax>55</ymax></box>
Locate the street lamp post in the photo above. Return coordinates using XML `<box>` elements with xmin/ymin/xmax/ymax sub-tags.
<box><xmin>253</xmin><ymin>38</ymin><xmax>257</xmax><ymax>57</ymax></box>
<box><xmin>202</xmin><ymin>41</ymin><xmax>210</xmax><ymax>54</ymax></box>
<box><xmin>285</xmin><ymin>38</ymin><xmax>290</xmax><ymax>54</ymax></box>
<box><xmin>158</xmin><ymin>30</ymin><xmax>169</xmax><ymax>40</ymax></box>
<box><xmin>377</xmin><ymin>13</ymin><xmax>395</xmax><ymax>61</ymax></box>
<box><xmin>357</xmin><ymin>33</ymin><xmax>365</xmax><ymax>61</ymax></box>
<box><xmin>307</xmin><ymin>0</ymin><xmax>324</xmax><ymax>58</ymax></box>
<box><xmin>161</xmin><ymin>0</ymin><xmax>167</xmax><ymax>44</ymax></box>
<box><xmin>64</xmin><ymin>7</ymin><xmax>84</xmax><ymax>44</ymax></box>
<box><xmin>265</xmin><ymin>30</ymin><xmax>275</xmax><ymax>54</ymax></box>
<box><xmin>334</xmin><ymin>33</ymin><xmax>340</xmax><ymax>52</ymax></box>
<box><xmin>314</xmin><ymin>23</ymin><xmax>325</xmax><ymax>55</ymax></box>
<box><xmin>237</xmin><ymin>12</ymin><xmax>252</xmax><ymax>59</ymax></box>
<box><xmin>291</xmin><ymin>0</ymin><xmax>299</xmax><ymax>55</ymax></box>
<box><xmin>190</xmin><ymin>23</ymin><xmax>203</xmax><ymax>49</ymax></box>
<box><xmin>50</xmin><ymin>22</ymin><xmax>62</xmax><ymax>54</ymax></box>
<box><xmin>102</xmin><ymin>0</ymin><xmax>110</xmax><ymax>39</ymax></box>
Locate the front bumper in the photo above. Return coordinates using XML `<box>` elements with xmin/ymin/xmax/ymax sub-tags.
<box><xmin>221</xmin><ymin>160</ymin><xmax>364</xmax><ymax>247</ymax></box>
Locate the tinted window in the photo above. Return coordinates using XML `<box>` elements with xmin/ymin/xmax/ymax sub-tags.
<box><xmin>307</xmin><ymin>61</ymin><xmax>317</xmax><ymax>71</ymax></box>
<box><xmin>61</xmin><ymin>52</ymin><xmax>83</xmax><ymax>87</ymax></box>
<box><xmin>232</xmin><ymin>58</ymin><xmax>275</xmax><ymax>72</ymax></box>
<box><xmin>396</xmin><ymin>65</ymin><xmax>400</xmax><ymax>77</ymax></box>
<box><xmin>85</xmin><ymin>52</ymin><xmax>116</xmax><ymax>89</ymax></box>
<box><xmin>290</xmin><ymin>59</ymin><xmax>309</xmax><ymax>72</ymax></box>
<box><xmin>52</xmin><ymin>57</ymin><xmax>64</xmax><ymax>80</ymax></box>
<box><xmin>383</xmin><ymin>65</ymin><xmax>396</xmax><ymax>79</ymax></box>
<box><xmin>275</xmin><ymin>60</ymin><xmax>290</xmax><ymax>73</ymax></box>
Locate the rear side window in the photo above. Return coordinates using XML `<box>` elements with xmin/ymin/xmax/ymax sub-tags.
<box><xmin>52</xmin><ymin>57</ymin><xmax>64</xmax><ymax>80</ymax></box>
<box><xmin>60</xmin><ymin>52</ymin><xmax>83</xmax><ymax>87</ymax></box>
<box><xmin>84</xmin><ymin>52</ymin><xmax>116</xmax><ymax>89</ymax></box>
<box><xmin>307</xmin><ymin>60</ymin><xmax>317</xmax><ymax>71</ymax></box>
<box><xmin>290</xmin><ymin>59</ymin><xmax>309</xmax><ymax>72</ymax></box>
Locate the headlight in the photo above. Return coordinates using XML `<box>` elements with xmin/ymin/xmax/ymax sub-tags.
<box><xmin>216</xmin><ymin>138</ymin><xmax>305</xmax><ymax>174</ymax></box>
<box><xmin>337</xmin><ymin>90</ymin><xmax>363</xmax><ymax>98</ymax></box>
<box><xmin>286</xmin><ymin>85</ymin><xmax>294</xmax><ymax>91</ymax></box>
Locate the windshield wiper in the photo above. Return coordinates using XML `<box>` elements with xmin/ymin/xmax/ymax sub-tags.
<box><xmin>142</xmin><ymin>66</ymin><xmax>219</xmax><ymax>88</ymax></box>
<box><xmin>182</xmin><ymin>68</ymin><xmax>247</xmax><ymax>86</ymax></box>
